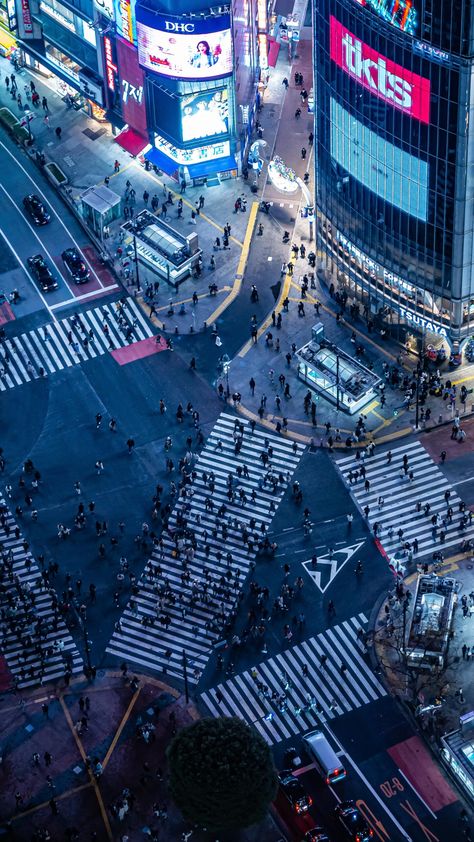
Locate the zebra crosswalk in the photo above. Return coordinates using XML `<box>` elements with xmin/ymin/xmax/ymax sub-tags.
<box><xmin>0</xmin><ymin>500</ymin><xmax>83</xmax><ymax>689</ymax></box>
<box><xmin>0</xmin><ymin>297</ymin><xmax>154</xmax><ymax>391</ymax></box>
<box><xmin>337</xmin><ymin>440</ymin><xmax>474</xmax><ymax>560</ymax></box>
<box><xmin>106</xmin><ymin>412</ymin><xmax>305</xmax><ymax>682</ymax></box>
<box><xmin>200</xmin><ymin>613</ymin><xmax>385</xmax><ymax>744</ymax></box>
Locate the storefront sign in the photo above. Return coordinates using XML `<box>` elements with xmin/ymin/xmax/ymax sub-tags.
<box><xmin>104</xmin><ymin>36</ymin><xmax>117</xmax><ymax>92</ymax></box>
<box><xmin>330</xmin><ymin>16</ymin><xmax>430</xmax><ymax>123</ymax></box>
<box><xmin>116</xmin><ymin>38</ymin><xmax>147</xmax><ymax>136</ymax></box>
<box><xmin>398</xmin><ymin>305</ymin><xmax>448</xmax><ymax>337</ymax></box>
<box><xmin>154</xmin><ymin>133</ymin><xmax>230</xmax><ymax>165</ymax></box>
<box><xmin>336</xmin><ymin>232</ymin><xmax>415</xmax><ymax>295</ymax></box>
<box><xmin>78</xmin><ymin>72</ymin><xmax>104</xmax><ymax>106</ymax></box>
<box><xmin>21</xmin><ymin>0</ymin><xmax>33</xmax><ymax>33</ymax></box>
<box><xmin>136</xmin><ymin>8</ymin><xmax>233</xmax><ymax>81</ymax></box>
<box><xmin>413</xmin><ymin>40</ymin><xmax>451</xmax><ymax>65</ymax></box>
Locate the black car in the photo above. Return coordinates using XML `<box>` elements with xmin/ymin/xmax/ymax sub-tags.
<box><xmin>277</xmin><ymin>771</ymin><xmax>313</xmax><ymax>815</ymax></box>
<box><xmin>61</xmin><ymin>248</ymin><xmax>90</xmax><ymax>283</ymax></box>
<box><xmin>303</xmin><ymin>829</ymin><xmax>331</xmax><ymax>842</ymax></box>
<box><xmin>23</xmin><ymin>194</ymin><xmax>50</xmax><ymax>225</ymax></box>
<box><xmin>334</xmin><ymin>802</ymin><xmax>374</xmax><ymax>842</ymax></box>
<box><xmin>27</xmin><ymin>254</ymin><xmax>58</xmax><ymax>292</ymax></box>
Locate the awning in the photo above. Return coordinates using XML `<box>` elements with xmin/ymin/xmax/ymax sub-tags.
<box><xmin>114</xmin><ymin>127</ymin><xmax>148</xmax><ymax>157</ymax></box>
<box><xmin>144</xmin><ymin>146</ymin><xmax>179</xmax><ymax>176</ymax></box>
<box><xmin>186</xmin><ymin>155</ymin><xmax>237</xmax><ymax>178</ymax></box>
<box><xmin>0</xmin><ymin>26</ymin><xmax>16</xmax><ymax>53</ymax></box>
<box><xmin>268</xmin><ymin>37</ymin><xmax>280</xmax><ymax>67</ymax></box>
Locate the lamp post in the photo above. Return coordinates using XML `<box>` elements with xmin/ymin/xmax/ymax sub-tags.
<box><xmin>221</xmin><ymin>353</ymin><xmax>231</xmax><ymax>398</ymax></box>
<box><xmin>414</xmin><ymin>362</ymin><xmax>422</xmax><ymax>431</ymax></box>
<box><xmin>182</xmin><ymin>649</ymin><xmax>189</xmax><ymax>704</ymax></box>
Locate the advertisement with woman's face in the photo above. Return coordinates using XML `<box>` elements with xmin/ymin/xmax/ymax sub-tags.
<box><xmin>136</xmin><ymin>10</ymin><xmax>233</xmax><ymax>80</ymax></box>
<box><xmin>180</xmin><ymin>89</ymin><xmax>229</xmax><ymax>142</ymax></box>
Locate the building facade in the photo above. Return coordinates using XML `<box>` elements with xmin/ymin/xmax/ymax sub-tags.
<box><xmin>313</xmin><ymin>0</ymin><xmax>474</xmax><ymax>350</ymax></box>
<box><xmin>5</xmin><ymin>0</ymin><xmax>262</xmax><ymax>181</ymax></box>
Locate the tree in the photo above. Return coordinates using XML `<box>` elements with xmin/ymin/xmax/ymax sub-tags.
<box><xmin>167</xmin><ymin>716</ymin><xmax>277</xmax><ymax>832</ymax></box>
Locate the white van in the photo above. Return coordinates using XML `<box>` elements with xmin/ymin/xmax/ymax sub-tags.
<box><xmin>303</xmin><ymin>729</ymin><xmax>347</xmax><ymax>784</ymax></box>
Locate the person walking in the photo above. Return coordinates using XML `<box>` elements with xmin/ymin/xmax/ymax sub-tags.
<box><xmin>55</xmin><ymin>126</ymin><xmax>62</xmax><ymax>140</ymax></box>
<box><xmin>42</xmin><ymin>95</ymin><xmax>48</xmax><ymax>110</ymax></box>
<box><xmin>126</xmin><ymin>437</ymin><xmax>135</xmax><ymax>454</ymax></box>
<box><xmin>301</xmin><ymin>147</ymin><xmax>307</xmax><ymax>159</ymax></box>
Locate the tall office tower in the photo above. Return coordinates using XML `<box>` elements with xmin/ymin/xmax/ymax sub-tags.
<box><xmin>314</xmin><ymin>0</ymin><xmax>474</xmax><ymax>350</ymax></box>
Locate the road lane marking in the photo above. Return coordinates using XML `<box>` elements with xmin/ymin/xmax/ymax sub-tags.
<box><xmin>0</xmin><ymin>139</ymin><xmax>105</xmax><ymax>289</ymax></box>
<box><xmin>396</xmin><ymin>768</ymin><xmax>437</xmax><ymax>819</ymax></box>
<box><xmin>0</xmin><ymin>222</ymin><xmax>58</xmax><ymax>321</ymax></box>
<box><xmin>0</xmin><ymin>183</ymin><xmax>72</xmax><ymax>304</ymax></box>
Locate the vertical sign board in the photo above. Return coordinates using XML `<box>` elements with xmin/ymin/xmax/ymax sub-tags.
<box><xmin>116</xmin><ymin>37</ymin><xmax>147</xmax><ymax>137</ymax></box>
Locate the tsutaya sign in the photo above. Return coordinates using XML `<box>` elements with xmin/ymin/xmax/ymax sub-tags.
<box><xmin>399</xmin><ymin>305</ymin><xmax>449</xmax><ymax>337</ymax></box>
<box><xmin>330</xmin><ymin>16</ymin><xmax>430</xmax><ymax>123</ymax></box>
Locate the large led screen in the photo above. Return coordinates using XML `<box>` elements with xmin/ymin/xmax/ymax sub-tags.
<box><xmin>136</xmin><ymin>9</ymin><xmax>233</xmax><ymax>80</ymax></box>
<box><xmin>330</xmin><ymin>98</ymin><xmax>428</xmax><ymax>221</ymax></box>
<box><xmin>180</xmin><ymin>89</ymin><xmax>229</xmax><ymax>142</ymax></box>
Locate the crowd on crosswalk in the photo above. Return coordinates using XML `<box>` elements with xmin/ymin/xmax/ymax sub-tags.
<box><xmin>0</xmin><ymin>498</ymin><xmax>83</xmax><ymax>689</ymax></box>
<box><xmin>0</xmin><ymin>297</ymin><xmax>154</xmax><ymax>389</ymax></box>
<box><xmin>107</xmin><ymin>412</ymin><xmax>305</xmax><ymax>682</ymax></box>
<box><xmin>337</xmin><ymin>440</ymin><xmax>474</xmax><ymax>562</ymax></box>
<box><xmin>200</xmin><ymin>612</ymin><xmax>385</xmax><ymax>744</ymax></box>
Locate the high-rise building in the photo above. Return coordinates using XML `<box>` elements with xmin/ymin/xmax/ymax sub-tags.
<box><xmin>313</xmin><ymin>0</ymin><xmax>474</xmax><ymax>350</ymax></box>
<box><xmin>6</xmin><ymin>0</ymin><xmax>263</xmax><ymax>181</ymax></box>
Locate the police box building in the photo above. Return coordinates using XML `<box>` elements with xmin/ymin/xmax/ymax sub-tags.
<box><xmin>313</xmin><ymin>0</ymin><xmax>474</xmax><ymax>351</ymax></box>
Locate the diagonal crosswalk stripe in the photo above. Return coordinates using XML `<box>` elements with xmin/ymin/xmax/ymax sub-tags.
<box><xmin>199</xmin><ymin>613</ymin><xmax>385</xmax><ymax>744</ymax></box>
<box><xmin>0</xmin><ymin>499</ymin><xmax>83</xmax><ymax>689</ymax></box>
<box><xmin>106</xmin><ymin>412</ymin><xmax>305</xmax><ymax>681</ymax></box>
<box><xmin>336</xmin><ymin>441</ymin><xmax>474</xmax><ymax>560</ymax></box>
<box><xmin>0</xmin><ymin>297</ymin><xmax>154</xmax><ymax>390</ymax></box>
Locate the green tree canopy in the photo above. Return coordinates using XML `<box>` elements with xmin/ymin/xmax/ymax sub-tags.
<box><xmin>167</xmin><ymin>716</ymin><xmax>277</xmax><ymax>832</ymax></box>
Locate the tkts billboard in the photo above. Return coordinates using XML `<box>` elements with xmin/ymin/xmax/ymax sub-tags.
<box><xmin>330</xmin><ymin>16</ymin><xmax>430</xmax><ymax>123</ymax></box>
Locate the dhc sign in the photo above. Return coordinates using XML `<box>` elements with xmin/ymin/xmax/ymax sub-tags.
<box><xmin>399</xmin><ymin>305</ymin><xmax>449</xmax><ymax>337</ymax></box>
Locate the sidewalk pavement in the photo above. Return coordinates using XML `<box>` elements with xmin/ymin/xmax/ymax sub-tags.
<box><xmin>0</xmin><ymin>670</ymin><xmax>283</xmax><ymax>841</ymax></box>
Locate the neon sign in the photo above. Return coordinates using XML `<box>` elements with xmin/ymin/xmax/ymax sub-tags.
<box><xmin>330</xmin><ymin>17</ymin><xmax>430</xmax><ymax>123</ymax></box>
<box><xmin>103</xmin><ymin>36</ymin><xmax>117</xmax><ymax>92</ymax></box>
<box><xmin>355</xmin><ymin>0</ymin><xmax>418</xmax><ymax>34</ymax></box>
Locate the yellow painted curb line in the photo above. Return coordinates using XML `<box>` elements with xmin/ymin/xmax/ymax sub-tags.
<box><xmin>238</xmin><ymin>269</ymin><xmax>293</xmax><ymax>358</ymax></box>
<box><xmin>206</xmin><ymin>200</ymin><xmax>259</xmax><ymax>327</ymax></box>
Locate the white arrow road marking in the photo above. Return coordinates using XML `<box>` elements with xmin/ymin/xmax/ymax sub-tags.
<box><xmin>302</xmin><ymin>540</ymin><xmax>366</xmax><ymax>592</ymax></box>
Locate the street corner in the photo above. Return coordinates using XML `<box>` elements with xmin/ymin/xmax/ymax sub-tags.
<box><xmin>0</xmin><ymin>671</ymin><xmax>197</xmax><ymax>838</ymax></box>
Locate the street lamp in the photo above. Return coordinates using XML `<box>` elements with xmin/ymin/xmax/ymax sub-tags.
<box><xmin>130</xmin><ymin>221</ymin><xmax>141</xmax><ymax>289</ymax></box>
<box><xmin>221</xmin><ymin>353</ymin><xmax>231</xmax><ymax>398</ymax></box>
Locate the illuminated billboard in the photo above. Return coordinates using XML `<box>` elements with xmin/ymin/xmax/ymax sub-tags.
<box><xmin>116</xmin><ymin>37</ymin><xmax>147</xmax><ymax>136</ymax></box>
<box><xmin>136</xmin><ymin>9</ymin><xmax>233</xmax><ymax>80</ymax></box>
<box><xmin>180</xmin><ymin>89</ymin><xmax>229</xmax><ymax>142</ymax></box>
<box><xmin>114</xmin><ymin>0</ymin><xmax>137</xmax><ymax>44</ymax></box>
<box><xmin>353</xmin><ymin>0</ymin><xmax>418</xmax><ymax>35</ymax></box>
<box><xmin>330</xmin><ymin>17</ymin><xmax>430</xmax><ymax>123</ymax></box>
<box><xmin>330</xmin><ymin>98</ymin><xmax>428</xmax><ymax>221</ymax></box>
